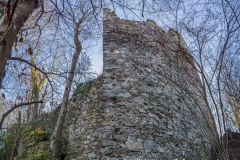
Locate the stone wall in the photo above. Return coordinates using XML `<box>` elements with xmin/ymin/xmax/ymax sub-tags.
<box><xmin>65</xmin><ymin>78</ymin><xmax>103</xmax><ymax>159</ymax></box>
<box><xmin>65</xmin><ymin>8</ymin><xmax>213</xmax><ymax>160</ymax></box>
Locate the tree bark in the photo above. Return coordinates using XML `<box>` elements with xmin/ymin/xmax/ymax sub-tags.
<box><xmin>0</xmin><ymin>1</ymin><xmax>38</xmax><ymax>85</ymax></box>
<box><xmin>50</xmin><ymin>22</ymin><xmax>82</xmax><ymax>158</ymax></box>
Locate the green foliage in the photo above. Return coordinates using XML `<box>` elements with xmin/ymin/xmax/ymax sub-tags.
<box><xmin>30</xmin><ymin>52</ymin><xmax>46</xmax><ymax>101</ymax></box>
<box><xmin>14</xmin><ymin>124</ymin><xmax>54</xmax><ymax>160</ymax></box>
<box><xmin>72</xmin><ymin>79</ymin><xmax>95</xmax><ymax>102</ymax></box>
<box><xmin>0</xmin><ymin>120</ymin><xmax>54</xmax><ymax>160</ymax></box>
<box><xmin>0</xmin><ymin>124</ymin><xmax>21</xmax><ymax>160</ymax></box>
<box><xmin>18</xmin><ymin>37</ymin><xmax>23</xmax><ymax>43</ymax></box>
<box><xmin>27</xmin><ymin>150</ymin><xmax>54</xmax><ymax>160</ymax></box>
<box><xmin>23</xmin><ymin>126</ymin><xmax>50</xmax><ymax>143</ymax></box>
<box><xmin>15</xmin><ymin>149</ymin><xmax>54</xmax><ymax>160</ymax></box>
<box><xmin>27</xmin><ymin>51</ymin><xmax>46</xmax><ymax>119</ymax></box>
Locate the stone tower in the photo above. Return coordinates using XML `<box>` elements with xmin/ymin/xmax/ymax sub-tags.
<box><xmin>66</xmin><ymin>8</ymin><xmax>213</xmax><ymax>160</ymax></box>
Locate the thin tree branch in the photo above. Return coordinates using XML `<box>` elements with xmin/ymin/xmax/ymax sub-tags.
<box><xmin>10</xmin><ymin>56</ymin><xmax>54</xmax><ymax>104</ymax></box>
<box><xmin>0</xmin><ymin>100</ymin><xmax>43</xmax><ymax>129</ymax></box>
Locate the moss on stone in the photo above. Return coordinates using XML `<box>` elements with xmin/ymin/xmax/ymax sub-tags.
<box><xmin>17</xmin><ymin>140</ymin><xmax>57</xmax><ymax>160</ymax></box>
<box><xmin>23</xmin><ymin>126</ymin><xmax>50</xmax><ymax>143</ymax></box>
<box><xmin>26</xmin><ymin>150</ymin><xmax>54</xmax><ymax>160</ymax></box>
<box><xmin>60</xmin><ymin>139</ymin><xmax>68</xmax><ymax>152</ymax></box>
<box><xmin>14</xmin><ymin>153</ymin><xmax>24</xmax><ymax>160</ymax></box>
<box><xmin>72</xmin><ymin>77</ymin><xmax>103</xmax><ymax>102</ymax></box>
<box><xmin>15</xmin><ymin>141</ymin><xmax>54</xmax><ymax>160</ymax></box>
<box><xmin>14</xmin><ymin>126</ymin><xmax>55</xmax><ymax>160</ymax></box>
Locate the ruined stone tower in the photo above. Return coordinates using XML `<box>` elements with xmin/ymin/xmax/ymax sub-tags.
<box><xmin>66</xmin><ymin>8</ymin><xmax>213</xmax><ymax>160</ymax></box>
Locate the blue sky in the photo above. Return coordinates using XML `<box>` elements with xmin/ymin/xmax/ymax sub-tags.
<box><xmin>89</xmin><ymin>38</ymin><xmax>103</xmax><ymax>75</ymax></box>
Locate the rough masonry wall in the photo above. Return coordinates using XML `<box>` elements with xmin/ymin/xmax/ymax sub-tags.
<box><xmin>65</xmin><ymin>78</ymin><xmax>103</xmax><ymax>159</ymax></box>
<box><xmin>66</xmin><ymin>8</ymin><xmax>212</xmax><ymax>160</ymax></box>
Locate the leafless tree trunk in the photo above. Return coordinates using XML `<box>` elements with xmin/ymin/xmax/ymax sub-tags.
<box><xmin>50</xmin><ymin>15</ymin><xmax>85</xmax><ymax>158</ymax></box>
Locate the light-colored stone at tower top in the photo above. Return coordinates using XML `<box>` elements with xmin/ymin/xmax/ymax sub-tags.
<box><xmin>103</xmin><ymin>8</ymin><xmax>189</xmax><ymax>51</ymax></box>
<box><xmin>103</xmin><ymin>8</ymin><xmax>117</xmax><ymax>20</ymax></box>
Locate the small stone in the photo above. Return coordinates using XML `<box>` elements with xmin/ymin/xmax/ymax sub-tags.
<box><xmin>162</xmin><ymin>134</ymin><xmax>170</xmax><ymax>139</ymax></box>
<box><xmin>175</xmin><ymin>133</ymin><xmax>183</xmax><ymax>139</ymax></box>
<box><xmin>92</xmin><ymin>133</ymin><xmax>99</xmax><ymax>137</ymax></box>
<box><xmin>141</xmin><ymin>93</ymin><xmax>149</xmax><ymax>98</ymax></box>
<box><xmin>122</xmin><ymin>121</ymin><xmax>135</xmax><ymax>127</ymax></box>
<box><xmin>166</xmin><ymin>131</ymin><xmax>173</xmax><ymax>135</ymax></box>
<box><xmin>113</xmin><ymin>135</ymin><xmax>127</xmax><ymax>141</ymax></box>
<box><xmin>105</xmin><ymin>83</ymin><xmax>113</xmax><ymax>89</ymax></box>
<box><xmin>121</xmin><ymin>82</ymin><xmax>129</xmax><ymax>88</ymax></box>
<box><xmin>157</xmin><ymin>146</ymin><xmax>165</xmax><ymax>153</ymax></box>
<box><xmin>188</xmin><ymin>132</ymin><xmax>193</xmax><ymax>139</ymax></box>
<box><xmin>158</xmin><ymin>122</ymin><xmax>167</xmax><ymax>130</ymax></box>
<box><xmin>105</xmin><ymin>148</ymin><xmax>113</xmax><ymax>155</ymax></box>
<box><xmin>147</xmin><ymin>77</ymin><xmax>158</xmax><ymax>86</ymax></box>
<box><xmin>88</xmin><ymin>153</ymin><xmax>96</xmax><ymax>158</ymax></box>
<box><xmin>101</xmin><ymin>132</ymin><xmax>109</xmax><ymax>139</ymax></box>
<box><xmin>118</xmin><ymin>92</ymin><xmax>131</xmax><ymax>98</ymax></box>
<box><xmin>112</xmin><ymin>148</ymin><xmax>128</xmax><ymax>156</ymax></box>
<box><xmin>126</xmin><ymin>141</ymin><xmax>143</xmax><ymax>150</ymax></box>
<box><xmin>144</xmin><ymin>140</ymin><xmax>155</xmax><ymax>152</ymax></box>
<box><xmin>129</xmin><ymin>89</ymin><xmax>138</xmax><ymax>96</ymax></box>
<box><xmin>138</xmin><ymin>86</ymin><xmax>150</xmax><ymax>92</ymax></box>
<box><xmin>105</xmin><ymin>157</ymin><xmax>119</xmax><ymax>160</ymax></box>
<box><xmin>164</xmin><ymin>85</ymin><xmax>171</xmax><ymax>93</ymax></box>
<box><xmin>102</xmin><ymin>139</ymin><xmax>117</xmax><ymax>146</ymax></box>
<box><xmin>140</xmin><ymin>119</ymin><xmax>147</xmax><ymax>125</ymax></box>
<box><xmin>100</xmin><ymin>147</ymin><xmax>109</xmax><ymax>153</ymax></box>
<box><xmin>144</xmin><ymin>68</ymin><xmax>152</xmax><ymax>72</ymax></box>
<box><xmin>82</xmin><ymin>110</ymin><xmax>87</xmax><ymax>115</ymax></box>
<box><xmin>150</xmin><ymin>118</ymin><xmax>159</xmax><ymax>127</ymax></box>
<box><xmin>167</xmin><ymin>124</ymin><xmax>173</xmax><ymax>129</ymax></box>
<box><xmin>90</xmin><ymin>137</ymin><xmax>95</xmax><ymax>141</ymax></box>
<box><xmin>139</xmin><ymin>108</ymin><xmax>146</xmax><ymax>113</ymax></box>
<box><xmin>137</xmin><ymin>138</ymin><xmax>143</xmax><ymax>142</ymax></box>
<box><xmin>119</xmin><ymin>143</ymin><xmax>127</xmax><ymax>148</ymax></box>
<box><xmin>112</xmin><ymin>86</ymin><xmax>121</xmax><ymax>92</ymax></box>
<box><xmin>150</xmin><ymin>74</ymin><xmax>156</xmax><ymax>79</ymax></box>
<box><xmin>174</xmin><ymin>147</ymin><xmax>181</xmax><ymax>152</ymax></box>
<box><xmin>133</xmin><ymin>97</ymin><xmax>145</xmax><ymax>104</ymax></box>
<box><xmin>117</xmin><ymin>59</ymin><xmax>124</xmax><ymax>63</ymax></box>
<box><xmin>151</xmin><ymin>152</ymin><xmax>161</xmax><ymax>159</ymax></box>
<box><xmin>83</xmin><ymin>140</ymin><xmax>90</xmax><ymax>144</ymax></box>
<box><xmin>170</xmin><ymin>142</ymin><xmax>175</xmax><ymax>148</ymax></box>
<box><xmin>127</xmin><ymin>136</ymin><xmax>136</xmax><ymax>141</ymax></box>
<box><xmin>148</xmin><ymin>113</ymin><xmax>160</xmax><ymax>121</ymax></box>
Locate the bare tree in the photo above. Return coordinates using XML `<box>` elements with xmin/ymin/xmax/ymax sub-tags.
<box><xmin>49</xmin><ymin>1</ymin><xmax>99</xmax><ymax>158</ymax></box>
<box><xmin>222</xmin><ymin>58</ymin><xmax>240</xmax><ymax>131</ymax></box>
